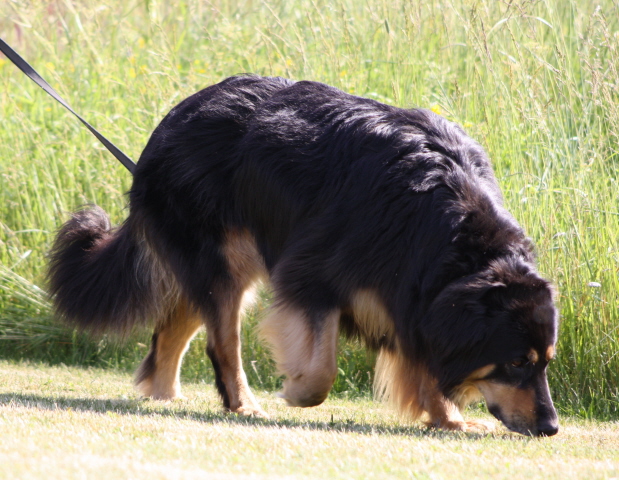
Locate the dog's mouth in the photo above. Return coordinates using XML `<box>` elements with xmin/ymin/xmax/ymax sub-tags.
<box><xmin>488</xmin><ymin>404</ymin><xmax>559</xmax><ymax>437</ymax></box>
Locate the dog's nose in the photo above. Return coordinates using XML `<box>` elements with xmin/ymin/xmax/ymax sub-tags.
<box><xmin>537</xmin><ymin>421</ymin><xmax>559</xmax><ymax>437</ymax></box>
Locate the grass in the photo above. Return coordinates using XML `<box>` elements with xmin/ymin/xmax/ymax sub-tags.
<box><xmin>0</xmin><ymin>0</ymin><xmax>619</xmax><ymax>420</ymax></box>
<box><xmin>1</xmin><ymin>360</ymin><xmax>618</xmax><ymax>480</ymax></box>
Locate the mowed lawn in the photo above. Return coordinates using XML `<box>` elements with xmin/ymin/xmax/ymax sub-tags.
<box><xmin>0</xmin><ymin>361</ymin><xmax>617</xmax><ymax>480</ymax></box>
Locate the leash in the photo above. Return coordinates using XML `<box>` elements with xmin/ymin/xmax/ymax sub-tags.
<box><xmin>0</xmin><ymin>37</ymin><xmax>136</xmax><ymax>174</ymax></box>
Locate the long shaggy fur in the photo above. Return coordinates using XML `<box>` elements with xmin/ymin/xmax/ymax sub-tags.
<box><xmin>48</xmin><ymin>206</ymin><xmax>177</xmax><ymax>336</ymax></box>
<box><xmin>48</xmin><ymin>75</ymin><xmax>559</xmax><ymax>435</ymax></box>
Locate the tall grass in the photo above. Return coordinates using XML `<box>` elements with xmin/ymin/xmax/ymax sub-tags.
<box><xmin>1</xmin><ymin>0</ymin><xmax>618</xmax><ymax>417</ymax></box>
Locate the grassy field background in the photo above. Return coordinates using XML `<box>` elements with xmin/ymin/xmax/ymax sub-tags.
<box><xmin>1</xmin><ymin>0</ymin><xmax>618</xmax><ymax>422</ymax></box>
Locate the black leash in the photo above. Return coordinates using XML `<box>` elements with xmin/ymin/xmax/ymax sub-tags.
<box><xmin>0</xmin><ymin>37</ymin><xmax>136</xmax><ymax>174</ymax></box>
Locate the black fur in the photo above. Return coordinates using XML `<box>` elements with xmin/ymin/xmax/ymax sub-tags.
<box><xmin>48</xmin><ymin>206</ymin><xmax>162</xmax><ymax>336</ymax></box>
<box><xmin>48</xmin><ymin>75</ymin><xmax>558</xmax><ymax>435</ymax></box>
<box><xmin>206</xmin><ymin>345</ymin><xmax>232</xmax><ymax>410</ymax></box>
<box><xmin>135</xmin><ymin>332</ymin><xmax>159</xmax><ymax>386</ymax></box>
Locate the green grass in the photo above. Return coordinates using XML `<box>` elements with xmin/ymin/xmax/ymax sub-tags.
<box><xmin>1</xmin><ymin>0</ymin><xmax>619</xmax><ymax>419</ymax></box>
<box><xmin>1</xmin><ymin>360</ymin><xmax>618</xmax><ymax>480</ymax></box>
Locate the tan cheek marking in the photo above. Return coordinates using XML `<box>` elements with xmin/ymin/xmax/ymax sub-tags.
<box><xmin>528</xmin><ymin>349</ymin><xmax>539</xmax><ymax>364</ymax></box>
<box><xmin>478</xmin><ymin>382</ymin><xmax>537</xmax><ymax>424</ymax></box>
<box><xmin>512</xmin><ymin>387</ymin><xmax>536</xmax><ymax>416</ymax></box>
<box><xmin>546</xmin><ymin>346</ymin><xmax>556</xmax><ymax>361</ymax></box>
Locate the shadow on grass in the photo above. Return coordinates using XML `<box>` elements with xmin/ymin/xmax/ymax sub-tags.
<box><xmin>0</xmin><ymin>392</ymin><xmax>523</xmax><ymax>441</ymax></box>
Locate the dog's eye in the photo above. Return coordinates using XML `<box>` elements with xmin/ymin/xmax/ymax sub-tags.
<box><xmin>510</xmin><ymin>359</ymin><xmax>525</xmax><ymax>369</ymax></box>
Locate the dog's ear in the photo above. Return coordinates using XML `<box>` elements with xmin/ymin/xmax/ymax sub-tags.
<box><xmin>416</xmin><ymin>277</ymin><xmax>527</xmax><ymax>393</ymax></box>
<box><xmin>481</xmin><ymin>277</ymin><xmax>558</xmax><ymax>333</ymax></box>
<box><xmin>421</xmin><ymin>276</ymin><xmax>503</xmax><ymax>336</ymax></box>
<box><xmin>480</xmin><ymin>277</ymin><xmax>551</xmax><ymax>309</ymax></box>
<box><xmin>418</xmin><ymin>277</ymin><xmax>502</xmax><ymax>357</ymax></box>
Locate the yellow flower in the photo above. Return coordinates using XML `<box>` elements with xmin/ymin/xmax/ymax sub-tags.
<box><xmin>430</xmin><ymin>104</ymin><xmax>443</xmax><ymax>116</ymax></box>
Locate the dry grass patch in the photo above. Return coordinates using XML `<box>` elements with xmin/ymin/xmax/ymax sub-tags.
<box><xmin>0</xmin><ymin>361</ymin><xmax>618</xmax><ymax>479</ymax></box>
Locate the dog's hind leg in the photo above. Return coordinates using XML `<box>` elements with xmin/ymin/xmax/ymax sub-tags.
<box><xmin>135</xmin><ymin>298</ymin><xmax>202</xmax><ymax>400</ymax></box>
<box><xmin>259</xmin><ymin>304</ymin><xmax>340</xmax><ymax>408</ymax></box>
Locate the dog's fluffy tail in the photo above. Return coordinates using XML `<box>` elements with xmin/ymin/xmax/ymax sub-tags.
<box><xmin>48</xmin><ymin>206</ymin><xmax>175</xmax><ymax>336</ymax></box>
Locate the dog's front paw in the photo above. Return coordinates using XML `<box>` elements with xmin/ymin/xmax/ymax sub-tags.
<box><xmin>460</xmin><ymin>419</ymin><xmax>496</xmax><ymax>433</ymax></box>
<box><xmin>426</xmin><ymin>419</ymin><xmax>496</xmax><ymax>434</ymax></box>
<box><xmin>230</xmin><ymin>406</ymin><xmax>270</xmax><ymax>419</ymax></box>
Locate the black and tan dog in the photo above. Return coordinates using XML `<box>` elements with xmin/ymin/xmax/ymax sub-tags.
<box><xmin>49</xmin><ymin>75</ymin><xmax>559</xmax><ymax>436</ymax></box>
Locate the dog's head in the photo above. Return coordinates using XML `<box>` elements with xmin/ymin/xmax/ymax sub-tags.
<box><xmin>421</xmin><ymin>259</ymin><xmax>559</xmax><ymax>436</ymax></box>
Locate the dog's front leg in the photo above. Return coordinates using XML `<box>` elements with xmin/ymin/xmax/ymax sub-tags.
<box><xmin>422</xmin><ymin>383</ymin><xmax>495</xmax><ymax>434</ymax></box>
<box><xmin>260</xmin><ymin>305</ymin><xmax>339</xmax><ymax>407</ymax></box>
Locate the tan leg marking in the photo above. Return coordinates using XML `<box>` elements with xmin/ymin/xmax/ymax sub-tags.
<box><xmin>450</xmin><ymin>364</ymin><xmax>496</xmax><ymax>410</ymax></box>
<box><xmin>260</xmin><ymin>305</ymin><xmax>340</xmax><ymax>407</ymax></box>
<box><xmin>136</xmin><ymin>300</ymin><xmax>202</xmax><ymax>400</ymax></box>
<box><xmin>208</xmin><ymin>228</ymin><xmax>268</xmax><ymax>417</ymax></box>
<box><xmin>375</xmin><ymin>347</ymin><xmax>495</xmax><ymax>433</ymax></box>
<box><xmin>223</xmin><ymin>229</ymin><xmax>267</xmax><ymax>287</ymax></box>
<box><xmin>207</xmin><ymin>324</ymin><xmax>266</xmax><ymax>417</ymax></box>
<box><xmin>349</xmin><ymin>289</ymin><xmax>395</xmax><ymax>342</ymax></box>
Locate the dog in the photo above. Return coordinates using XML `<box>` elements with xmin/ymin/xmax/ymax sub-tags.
<box><xmin>48</xmin><ymin>75</ymin><xmax>559</xmax><ymax>436</ymax></box>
